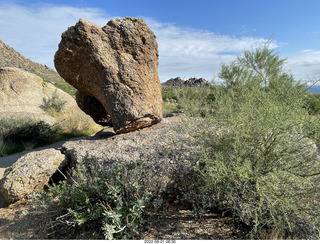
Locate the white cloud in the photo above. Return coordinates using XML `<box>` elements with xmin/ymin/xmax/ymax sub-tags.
<box><xmin>145</xmin><ymin>18</ymin><xmax>275</xmax><ymax>81</ymax></box>
<box><xmin>285</xmin><ymin>50</ymin><xmax>320</xmax><ymax>81</ymax></box>
<box><xmin>0</xmin><ymin>2</ymin><xmax>279</xmax><ymax>82</ymax></box>
<box><xmin>0</xmin><ymin>2</ymin><xmax>111</xmax><ymax>66</ymax></box>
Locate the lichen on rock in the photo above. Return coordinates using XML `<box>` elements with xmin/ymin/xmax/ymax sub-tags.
<box><xmin>0</xmin><ymin>149</ymin><xmax>67</xmax><ymax>204</ymax></box>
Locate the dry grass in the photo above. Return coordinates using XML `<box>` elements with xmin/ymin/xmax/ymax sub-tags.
<box><xmin>47</xmin><ymin>106</ymin><xmax>102</xmax><ymax>136</ymax></box>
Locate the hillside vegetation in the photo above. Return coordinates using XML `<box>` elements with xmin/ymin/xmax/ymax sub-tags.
<box><xmin>33</xmin><ymin>46</ymin><xmax>320</xmax><ymax>240</ymax></box>
<box><xmin>162</xmin><ymin>46</ymin><xmax>320</xmax><ymax>239</ymax></box>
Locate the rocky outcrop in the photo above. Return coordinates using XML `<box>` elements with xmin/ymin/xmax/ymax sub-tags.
<box><xmin>0</xmin><ymin>39</ymin><xmax>64</xmax><ymax>84</ymax></box>
<box><xmin>62</xmin><ymin>116</ymin><xmax>198</xmax><ymax>201</ymax></box>
<box><xmin>163</xmin><ymin>77</ymin><xmax>210</xmax><ymax>87</ymax></box>
<box><xmin>54</xmin><ymin>17</ymin><xmax>163</xmax><ymax>133</ymax></box>
<box><xmin>0</xmin><ymin>116</ymin><xmax>199</xmax><ymax>205</ymax></box>
<box><xmin>0</xmin><ymin>149</ymin><xmax>67</xmax><ymax>204</ymax></box>
<box><xmin>0</xmin><ymin>67</ymin><xmax>76</xmax><ymax>125</ymax></box>
<box><xmin>184</xmin><ymin>78</ymin><xmax>210</xmax><ymax>87</ymax></box>
<box><xmin>163</xmin><ymin>77</ymin><xmax>185</xmax><ymax>87</ymax></box>
<box><xmin>62</xmin><ymin>116</ymin><xmax>196</xmax><ymax>174</ymax></box>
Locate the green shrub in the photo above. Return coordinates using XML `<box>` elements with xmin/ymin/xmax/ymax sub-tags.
<box><xmin>44</xmin><ymin>89</ymin><xmax>67</xmax><ymax>113</ymax></box>
<box><xmin>304</xmin><ymin>93</ymin><xmax>320</xmax><ymax>115</ymax></box>
<box><xmin>54</xmin><ymin>80</ymin><xmax>77</xmax><ymax>97</ymax></box>
<box><xmin>35</xmin><ymin>161</ymin><xmax>153</xmax><ymax>240</ymax></box>
<box><xmin>162</xmin><ymin>86</ymin><xmax>219</xmax><ymax>117</ymax></box>
<box><xmin>0</xmin><ymin>109</ymin><xmax>101</xmax><ymax>156</ymax></box>
<box><xmin>198</xmin><ymin>100</ymin><xmax>320</xmax><ymax>238</ymax></box>
<box><xmin>0</xmin><ymin>117</ymin><xmax>29</xmax><ymax>136</ymax></box>
<box><xmin>162</xmin><ymin>101</ymin><xmax>179</xmax><ymax>117</ymax></box>
<box><xmin>188</xmin><ymin>46</ymin><xmax>320</xmax><ymax>239</ymax></box>
<box><xmin>3</xmin><ymin>120</ymin><xmax>55</xmax><ymax>146</ymax></box>
<box><xmin>162</xmin><ymin>86</ymin><xmax>178</xmax><ymax>101</ymax></box>
<box><xmin>0</xmin><ymin>118</ymin><xmax>56</xmax><ymax>156</ymax></box>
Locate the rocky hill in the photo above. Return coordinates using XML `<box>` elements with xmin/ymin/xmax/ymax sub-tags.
<box><xmin>163</xmin><ymin>77</ymin><xmax>210</xmax><ymax>87</ymax></box>
<box><xmin>0</xmin><ymin>67</ymin><xmax>78</xmax><ymax>125</ymax></box>
<box><xmin>0</xmin><ymin>39</ymin><xmax>64</xmax><ymax>84</ymax></box>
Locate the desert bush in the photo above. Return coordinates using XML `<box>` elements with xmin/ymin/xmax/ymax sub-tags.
<box><xmin>162</xmin><ymin>101</ymin><xmax>179</xmax><ymax>117</ymax></box>
<box><xmin>0</xmin><ymin>118</ymin><xmax>56</xmax><ymax>155</ymax></box>
<box><xmin>54</xmin><ymin>80</ymin><xmax>77</xmax><ymax>97</ymax></box>
<box><xmin>44</xmin><ymin>89</ymin><xmax>67</xmax><ymax>113</ymax></box>
<box><xmin>34</xmin><ymin>160</ymin><xmax>153</xmax><ymax>240</ymax></box>
<box><xmin>162</xmin><ymin>86</ymin><xmax>219</xmax><ymax>117</ymax></box>
<box><xmin>186</xmin><ymin>46</ymin><xmax>320</xmax><ymax>239</ymax></box>
<box><xmin>2</xmin><ymin>119</ymin><xmax>55</xmax><ymax>146</ymax></box>
<box><xmin>305</xmin><ymin>93</ymin><xmax>320</xmax><ymax>115</ymax></box>
<box><xmin>0</xmin><ymin>117</ymin><xmax>31</xmax><ymax>136</ymax></box>
<box><xmin>162</xmin><ymin>86</ymin><xmax>178</xmax><ymax>102</ymax></box>
<box><xmin>0</xmin><ymin>107</ymin><xmax>101</xmax><ymax>156</ymax></box>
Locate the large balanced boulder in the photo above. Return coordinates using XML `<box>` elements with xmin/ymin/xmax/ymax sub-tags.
<box><xmin>0</xmin><ymin>67</ymin><xmax>76</xmax><ymax>124</ymax></box>
<box><xmin>0</xmin><ymin>149</ymin><xmax>67</xmax><ymax>204</ymax></box>
<box><xmin>54</xmin><ymin>17</ymin><xmax>163</xmax><ymax>133</ymax></box>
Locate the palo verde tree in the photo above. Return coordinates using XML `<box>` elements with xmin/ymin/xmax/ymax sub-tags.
<box><xmin>193</xmin><ymin>45</ymin><xmax>320</xmax><ymax>239</ymax></box>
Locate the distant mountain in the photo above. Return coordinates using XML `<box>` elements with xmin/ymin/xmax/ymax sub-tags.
<box><xmin>163</xmin><ymin>77</ymin><xmax>210</xmax><ymax>87</ymax></box>
<box><xmin>0</xmin><ymin>39</ymin><xmax>64</xmax><ymax>84</ymax></box>
<box><xmin>308</xmin><ymin>85</ymin><xmax>320</xmax><ymax>94</ymax></box>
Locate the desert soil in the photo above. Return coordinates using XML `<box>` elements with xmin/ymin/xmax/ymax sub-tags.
<box><xmin>0</xmin><ymin>199</ymin><xmax>249</xmax><ymax>240</ymax></box>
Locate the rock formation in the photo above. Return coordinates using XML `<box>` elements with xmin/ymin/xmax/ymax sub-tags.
<box><xmin>61</xmin><ymin>116</ymin><xmax>196</xmax><ymax>176</ymax></box>
<box><xmin>184</xmin><ymin>77</ymin><xmax>210</xmax><ymax>87</ymax></box>
<box><xmin>163</xmin><ymin>77</ymin><xmax>185</xmax><ymax>87</ymax></box>
<box><xmin>0</xmin><ymin>67</ymin><xmax>76</xmax><ymax>125</ymax></box>
<box><xmin>0</xmin><ymin>149</ymin><xmax>67</xmax><ymax>203</ymax></box>
<box><xmin>0</xmin><ymin>39</ymin><xmax>65</xmax><ymax>84</ymax></box>
<box><xmin>163</xmin><ymin>77</ymin><xmax>210</xmax><ymax>87</ymax></box>
<box><xmin>0</xmin><ymin>116</ymin><xmax>199</xmax><ymax>205</ymax></box>
<box><xmin>54</xmin><ymin>17</ymin><xmax>163</xmax><ymax>133</ymax></box>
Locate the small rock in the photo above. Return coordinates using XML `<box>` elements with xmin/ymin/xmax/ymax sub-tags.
<box><xmin>0</xmin><ymin>149</ymin><xmax>67</xmax><ymax>204</ymax></box>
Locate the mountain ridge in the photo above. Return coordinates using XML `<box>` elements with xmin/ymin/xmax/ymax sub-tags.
<box><xmin>0</xmin><ymin>39</ymin><xmax>64</xmax><ymax>84</ymax></box>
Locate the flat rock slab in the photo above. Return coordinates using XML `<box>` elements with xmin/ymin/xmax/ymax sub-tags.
<box><xmin>0</xmin><ymin>139</ymin><xmax>72</xmax><ymax>179</ymax></box>
<box><xmin>0</xmin><ymin>116</ymin><xmax>199</xmax><ymax>206</ymax></box>
<box><xmin>62</xmin><ymin>116</ymin><xmax>198</xmax><ymax>196</ymax></box>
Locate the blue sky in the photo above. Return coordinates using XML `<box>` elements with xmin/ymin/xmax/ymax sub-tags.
<box><xmin>1</xmin><ymin>0</ymin><xmax>320</xmax><ymax>82</ymax></box>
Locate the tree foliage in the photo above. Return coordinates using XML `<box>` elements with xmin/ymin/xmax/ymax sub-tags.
<box><xmin>192</xmin><ymin>45</ymin><xmax>320</xmax><ymax>239</ymax></box>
